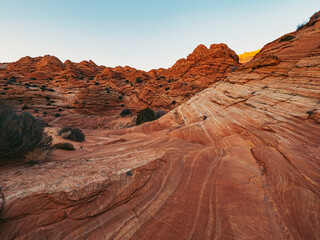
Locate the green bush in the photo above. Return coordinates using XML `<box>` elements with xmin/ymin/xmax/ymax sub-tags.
<box><xmin>58</xmin><ymin>126</ymin><xmax>85</xmax><ymax>142</ymax></box>
<box><xmin>136</xmin><ymin>108</ymin><xmax>155</xmax><ymax>125</ymax></box>
<box><xmin>0</xmin><ymin>102</ymin><xmax>52</xmax><ymax>163</ymax></box>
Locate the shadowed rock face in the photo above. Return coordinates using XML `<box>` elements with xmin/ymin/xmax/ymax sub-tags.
<box><xmin>0</xmin><ymin>11</ymin><xmax>320</xmax><ymax>240</ymax></box>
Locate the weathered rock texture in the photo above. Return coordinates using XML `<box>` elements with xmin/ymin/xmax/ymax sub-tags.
<box><xmin>0</xmin><ymin>11</ymin><xmax>320</xmax><ymax>240</ymax></box>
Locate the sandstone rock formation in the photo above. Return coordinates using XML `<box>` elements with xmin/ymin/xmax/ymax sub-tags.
<box><xmin>93</xmin><ymin>43</ymin><xmax>240</xmax><ymax>110</ymax></box>
<box><xmin>0</xmin><ymin>43</ymin><xmax>240</xmax><ymax>125</ymax></box>
<box><xmin>0</xmin><ymin>11</ymin><xmax>320</xmax><ymax>240</ymax></box>
<box><xmin>238</xmin><ymin>49</ymin><xmax>260</xmax><ymax>63</ymax></box>
<box><xmin>0</xmin><ymin>55</ymin><xmax>104</xmax><ymax>82</ymax></box>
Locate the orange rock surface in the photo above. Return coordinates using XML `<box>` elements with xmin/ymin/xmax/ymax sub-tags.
<box><xmin>238</xmin><ymin>49</ymin><xmax>261</xmax><ymax>63</ymax></box>
<box><xmin>0</xmin><ymin>11</ymin><xmax>320</xmax><ymax>240</ymax></box>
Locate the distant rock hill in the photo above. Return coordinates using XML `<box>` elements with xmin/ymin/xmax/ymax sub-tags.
<box><xmin>0</xmin><ymin>43</ymin><xmax>240</xmax><ymax>127</ymax></box>
<box><xmin>238</xmin><ymin>49</ymin><xmax>260</xmax><ymax>63</ymax></box>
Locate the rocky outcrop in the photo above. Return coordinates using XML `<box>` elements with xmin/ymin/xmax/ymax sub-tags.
<box><xmin>0</xmin><ymin>55</ymin><xmax>104</xmax><ymax>81</ymax></box>
<box><xmin>155</xmin><ymin>43</ymin><xmax>240</xmax><ymax>86</ymax></box>
<box><xmin>0</xmin><ymin>43</ymin><xmax>240</xmax><ymax>120</ymax></box>
<box><xmin>0</xmin><ymin>11</ymin><xmax>319</xmax><ymax>240</ymax></box>
<box><xmin>92</xmin><ymin>43</ymin><xmax>240</xmax><ymax>110</ymax></box>
<box><xmin>238</xmin><ymin>49</ymin><xmax>260</xmax><ymax>63</ymax></box>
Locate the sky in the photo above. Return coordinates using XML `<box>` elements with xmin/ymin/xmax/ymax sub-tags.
<box><xmin>0</xmin><ymin>0</ymin><xmax>319</xmax><ymax>71</ymax></box>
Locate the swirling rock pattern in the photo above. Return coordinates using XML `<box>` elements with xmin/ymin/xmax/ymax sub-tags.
<box><xmin>0</xmin><ymin>11</ymin><xmax>320</xmax><ymax>240</ymax></box>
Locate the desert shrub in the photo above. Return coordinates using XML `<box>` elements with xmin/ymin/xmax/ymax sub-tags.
<box><xmin>53</xmin><ymin>142</ymin><xmax>75</xmax><ymax>151</ymax></box>
<box><xmin>24</xmin><ymin>149</ymin><xmax>50</xmax><ymax>165</ymax></box>
<box><xmin>297</xmin><ymin>23</ymin><xmax>306</xmax><ymax>31</ymax></box>
<box><xmin>279</xmin><ymin>35</ymin><xmax>295</xmax><ymax>42</ymax></box>
<box><xmin>0</xmin><ymin>103</ymin><xmax>52</xmax><ymax>163</ymax></box>
<box><xmin>120</xmin><ymin>108</ymin><xmax>131</xmax><ymax>117</ymax></box>
<box><xmin>306</xmin><ymin>109</ymin><xmax>317</xmax><ymax>117</ymax></box>
<box><xmin>171</xmin><ymin>100</ymin><xmax>176</xmax><ymax>105</ymax></box>
<box><xmin>154</xmin><ymin>109</ymin><xmax>167</xmax><ymax>119</ymax></box>
<box><xmin>22</xmin><ymin>104</ymin><xmax>30</xmax><ymax>110</ymax></box>
<box><xmin>58</xmin><ymin>126</ymin><xmax>85</xmax><ymax>142</ymax></box>
<box><xmin>136</xmin><ymin>108</ymin><xmax>155</xmax><ymax>125</ymax></box>
<box><xmin>165</xmin><ymin>87</ymin><xmax>170</xmax><ymax>91</ymax></box>
<box><xmin>135</xmin><ymin>77</ymin><xmax>142</xmax><ymax>83</ymax></box>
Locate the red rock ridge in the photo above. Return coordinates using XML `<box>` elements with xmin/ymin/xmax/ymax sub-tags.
<box><xmin>0</xmin><ymin>43</ymin><xmax>240</xmax><ymax>128</ymax></box>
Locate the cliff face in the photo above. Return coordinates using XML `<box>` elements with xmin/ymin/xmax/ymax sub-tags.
<box><xmin>0</xmin><ymin>12</ymin><xmax>320</xmax><ymax>240</ymax></box>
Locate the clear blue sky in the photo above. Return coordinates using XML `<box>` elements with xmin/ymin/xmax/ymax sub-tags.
<box><xmin>0</xmin><ymin>0</ymin><xmax>318</xmax><ymax>70</ymax></box>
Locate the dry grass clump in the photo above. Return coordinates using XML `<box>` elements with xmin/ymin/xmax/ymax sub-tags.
<box><xmin>24</xmin><ymin>149</ymin><xmax>50</xmax><ymax>165</ymax></box>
